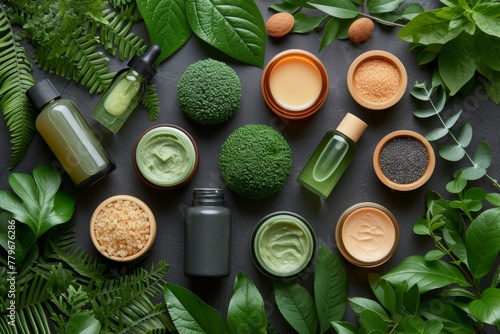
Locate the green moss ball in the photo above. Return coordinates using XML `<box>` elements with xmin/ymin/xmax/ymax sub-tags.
<box><xmin>218</xmin><ymin>124</ymin><xmax>292</xmax><ymax>199</ymax></box>
<box><xmin>177</xmin><ymin>59</ymin><xmax>241</xmax><ymax>125</ymax></box>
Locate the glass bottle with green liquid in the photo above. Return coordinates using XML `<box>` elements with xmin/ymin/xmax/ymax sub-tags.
<box><xmin>92</xmin><ymin>45</ymin><xmax>161</xmax><ymax>133</ymax></box>
<box><xmin>297</xmin><ymin>113</ymin><xmax>367</xmax><ymax>199</ymax></box>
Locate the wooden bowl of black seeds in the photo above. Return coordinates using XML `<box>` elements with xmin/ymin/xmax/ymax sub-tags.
<box><xmin>373</xmin><ymin>130</ymin><xmax>435</xmax><ymax>191</ymax></box>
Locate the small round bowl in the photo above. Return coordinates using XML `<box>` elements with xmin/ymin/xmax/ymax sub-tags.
<box><xmin>335</xmin><ymin>202</ymin><xmax>399</xmax><ymax>267</ymax></box>
<box><xmin>251</xmin><ymin>211</ymin><xmax>316</xmax><ymax>280</ymax></box>
<box><xmin>133</xmin><ymin>124</ymin><xmax>199</xmax><ymax>190</ymax></box>
<box><xmin>90</xmin><ymin>195</ymin><xmax>157</xmax><ymax>262</ymax></box>
<box><xmin>262</xmin><ymin>49</ymin><xmax>329</xmax><ymax>120</ymax></box>
<box><xmin>373</xmin><ymin>130</ymin><xmax>435</xmax><ymax>191</ymax></box>
<box><xmin>347</xmin><ymin>50</ymin><xmax>407</xmax><ymax>110</ymax></box>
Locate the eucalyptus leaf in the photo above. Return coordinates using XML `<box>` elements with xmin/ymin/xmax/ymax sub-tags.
<box><xmin>457</xmin><ymin>166</ymin><xmax>486</xmax><ymax>181</ymax></box>
<box><xmin>468</xmin><ymin>288</ymin><xmax>500</xmax><ymax>326</ymax></box>
<box><xmin>136</xmin><ymin>0</ymin><xmax>192</xmax><ymax>64</ymax></box>
<box><xmin>410</xmin><ymin>87</ymin><xmax>430</xmax><ymax>101</ymax></box>
<box><xmin>348</xmin><ymin>297</ymin><xmax>389</xmax><ymax>321</ymax></box>
<box><xmin>314</xmin><ymin>244</ymin><xmax>347</xmax><ymax>334</ymax></box>
<box><xmin>227</xmin><ymin>272</ymin><xmax>268</xmax><ymax>334</ymax></box>
<box><xmin>420</xmin><ymin>299</ymin><xmax>476</xmax><ymax>334</ymax></box>
<box><xmin>486</xmin><ymin>193</ymin><xmax>500</xmax><ymax>206</ymax></box>
<box><xmin>457</xmin><ymin>123</ymin><xmax>473</xmax><ymax>148</ymax></box>
<box><xmin>319</xmin><ymin>18</ymin><xmax>341</xmax><ymax>52</ymax></box>
<box><xmin>472</xmin><ymin>141</ymin><xmax>493</xmax><ymax>169</ymax></box>
<box><xmin>434</xmin><ymin>88</ymin><xmax>448</xmax><ymax>112</ymax></box>
<box><xmin>186</xmin><ymin>0</ymin><xmax>266</xmax><ymax>67</ymax></box>
<box><xmin>292</xmin><ymin>13</ymin><xmax>328</xmax><ymax>33</ymax></box>
<box><xmin>439</xmin><ymin>144</ymin><xmax>466</xmax><ymax>162</ymax></box>
<box><xmin>274</xmin><ymin>282</ymin><xmax>318</xmax><ymax>334</ymax></box>
<box><xmin>307</xmin><ymin>0</ymin><xmax>359</xmax><ymax>19</ymax></box>
<box><xmin>65</xmin><ymin>314</ymin><xmax>101</xmax><ymax>334</ymax></box>
<box><xmin>330</xmin><ymin>321</ymin><xmax>358</xmax><ymax>334</ymax></box>
<box><xmin>425</xmin><ymin>127</ymin><xmax>448</xmax><ymax>141</ymax></box>
<box><xmin>367</xmin><ymin>0</ymin><xmax>405</xmax><ymax>14</ymax></box>
<box><xmin>413</xmin><ymin>108</ymin><xmax>437</xmax><ymax>118</ymax></box>
<box><xmin>465</xmin><ymin>208</ymin><xmax>500</xmax><ymax>279</ymax></box>
<box><xmin>382</xmin><ymin>255</ymin><xmax>470</xmax><ymax>293</ymax></box>
<box><xmin>164</xmin><ymin>283</ymin><xmax>227</xmax><ymax>334</ymax></box>
<box><xmin>444</xmin><ymin>110</ymin><xmax>462</xmax><ymax>129</ymax></box>
<box><xmin>359</xmin><ymin>309</ymin><xmax>388</xmax><ymax>333</ymax></box>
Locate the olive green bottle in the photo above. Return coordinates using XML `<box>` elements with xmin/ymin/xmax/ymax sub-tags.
<box><xmin>297</xmin><ymin>113</ymin><xmax>367</xmax><ymax>199</ymax></box>
<box><xmin>91</xmin><ymin>45</ymin><xmax>161</xmax><ymax>133</ymax></box>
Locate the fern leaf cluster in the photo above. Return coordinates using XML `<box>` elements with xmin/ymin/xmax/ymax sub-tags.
<box><xmin>0</xmin><ymin>223</ymin><xmax>173</xmax><ymax>333</ymax></box>
<box><xmin>0</xmin><ymin>6</ymin><xmax>36</xmax><ymax>170</ymax></box>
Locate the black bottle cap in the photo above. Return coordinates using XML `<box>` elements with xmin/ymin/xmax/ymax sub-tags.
<box><xmin>128</xmin><ymin>44</ymin><xmax>161</xmax><ymax>80</ymax></box>
<box><xmin>26</xmin><ymin>79</ymin><xmax>61</xmax><ymax>112</ymax></box>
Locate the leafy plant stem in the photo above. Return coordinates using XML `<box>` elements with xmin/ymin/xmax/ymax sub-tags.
<box><xmin>358</xmin><ymin>12</ymin><xmax>405</xmax><ymax>28</ymax></box>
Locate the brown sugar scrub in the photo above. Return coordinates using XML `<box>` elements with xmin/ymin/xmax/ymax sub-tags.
<box><xmin>90</xmin><ymin>195</ymin><xmax>156</xmax><ymax>261</ymax></box>
<box><xmin>266</xmin><ymin>12</ymin><xmax>295</xmax><ymax>38</ymax></box>
<box><xmin>347</xmin><ymin>50</ymin><xmax>407</xmax><ymax>110</ymax></box>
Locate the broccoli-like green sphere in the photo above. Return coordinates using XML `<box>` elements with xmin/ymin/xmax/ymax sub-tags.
<box><xmin>177</xmin><ymin>59</ymin><xmax>241</xmax><ymax>125</ymax></box>
<box><xmin>218</xmin><ymin>124</ymin><xmax>292</xmax><ymax>199</ymax></box>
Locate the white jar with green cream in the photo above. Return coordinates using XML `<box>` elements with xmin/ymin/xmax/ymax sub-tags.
<box><xmin>133</xmin><ymin>125</ymin><xmax>199</xmax><ymax>190</ymax></box>
<box><xmin>251</xmin><ymin>211</ymin><xmax>316</xmax><ymax>280</ymax></box>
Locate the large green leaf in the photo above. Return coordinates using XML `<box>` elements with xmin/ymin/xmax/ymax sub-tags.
<box><xmin>227</xmin><ymin>272</ymin><xmax>268</xmax><ymax>334</ymax></box>
<box><xmin>348</xmin><ymin>297</ymin><xmax>389</xmax><ymax>321</ymax></box>
<box><xmin>330</xmin><ymin>321</ymin><xmax>358</xmax><ymax>334</ymax></box>
<box><xmin>359</xmin><ymin>309</ymin><xmax>388</xmax><ymax>333</ymax></box>
<box><xmin>472</xmin><ymin>3</ymin><xmax>500</xmax><ymax>38</ymax></box>
<box><xmin>65</xmin><ymin>314</ymin><xmax>101</xmax><ymax>334</ymax></box>
<box><xmin>186</xmin><ymin>0</ymin><xmax>266</xmax><ymax>67</ymax></box>
<box><xmin>0</xmin><ymin>166</ymin><xmax>75</xmax><ymax>238</ymax></box>
<box><xmin>420</xmin><ymin>299</ymin><xmax>476</xmax><ymax>334</ymax></box>
<box><xmin>308</xmin><ymin>0</ymin><xmax>359</xmax><ymax>19</ymax></box>
<box><xmin>274</xmin><ymin>282</ymin><xmax>318</xmax><ymax>334</ymax></box>
<box><xmin>136</xmin><ymin>0</ymin><xmax>192</xmax><ymax>64</ymax></box>
<box><xmin>164</xmin><ymin>283</ymin><xmax>227</xmax><ymax>334</ymax></box>
<box><xmin>469</xmin><ymin>288</ymin><xmax>500</xmax><ymax>326</ymax></box>
<box><xmin>367</xmin><ymin>0</ymin><xmax>405</xmax><ymax>14</ymax></box>
<box><xmin>401</xmin><ymin>316</ymin><xmax>443</xmax><ymax>334</ymax></box>
<box><xmin>314</xmin><ymin>244</ymin><xmax>347</xmax><ymax>334</ymax></box>
<box><xmin>465</xmin><ymin>208</ymin><xmax>500</xmax><ymax>279</ymax></box>
<box><xmin>382</xmin><ymin>255</ymin><xmax>470</xmax><ymax>293</ymax></box>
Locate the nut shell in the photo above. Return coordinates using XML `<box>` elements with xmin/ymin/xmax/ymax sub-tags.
<box><xmin>348</xmin><ymin>18</ymin><xmax>374</xmax><ymax>43</ymax></box>
<box><xmin>266</xmin><ymin>13</ymin><xmax>294</xmax><ymax>38</ymax></box>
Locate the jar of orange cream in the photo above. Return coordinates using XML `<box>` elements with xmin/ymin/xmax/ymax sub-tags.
<box><xmin>335</xmin><ymin>202</ymin><xmax>399</xmax><ymax>267</ymax></box>
<box><xmin>262</xmin><ymin>49</ymin><xmax>329</xmax><ymax>120</ymax></box>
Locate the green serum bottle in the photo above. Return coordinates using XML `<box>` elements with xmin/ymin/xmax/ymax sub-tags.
<box><xmin>91</xmin><ymin>45</ymin><xmax>161</xmax><ymax>133</ymax></box>
<box><xmin>26</xmin><ymin>79</ymin><xmax>115</xmax><ymax>188</ymax></box>
<box><xmin>297</xmin><ymin>113</ymin><xmax>367</xmax><ymax>199</ymax></box>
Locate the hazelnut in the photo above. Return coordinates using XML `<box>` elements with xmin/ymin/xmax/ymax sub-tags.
<box><xmin>348</xmin><ymin>18</ymin><xmax>374</xmax><ymax>43</ymax></box>
<box><xmin>266</xmin><ymin>12</ymin><xmax>295</xmax><ymax>38</ymax></box>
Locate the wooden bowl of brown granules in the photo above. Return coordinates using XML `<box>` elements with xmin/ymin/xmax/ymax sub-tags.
<box><xmin>90</xmin><ymin>195</ymin><xmax>156</xmax><ymax>262</ymax></box>
<box><xmin>373</xmin><ymin>130</ymin><xmax>435</xmax><ymax>191</ymax></box>
<box><xmin>347</xmin><ymin>50</ymin><xmax>407</xmax><ymax>110</ymax></box>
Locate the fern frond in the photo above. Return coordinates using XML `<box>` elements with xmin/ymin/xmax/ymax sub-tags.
<box><xmin>0</xmin><ymin>6</ymin><xmax>36</xmax><ymax>169</ymax></box>
<box><xmin>142</xmin><ymin>83</ymin><xmax>160</xmax><ymax>120</ymax></box>
<box><xmin>49</xmin><ymin>245</ymin><xmax>107</xmax><ymax>282</ymax></box>
<box><xmin>95</xmin><ymin>6</ymin><xmax>147</xmax><ymax>61</ymax></box>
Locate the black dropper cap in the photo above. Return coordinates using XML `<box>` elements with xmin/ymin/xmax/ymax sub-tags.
<box><xmin>26</xmin><ymin>79</ymin><xmax>61</xmax><ymax>112</ymax></box>
<box><xmin>127</xmin><ymin>44</ymin><xmax>162</xmax><ymax>81</ymax></box>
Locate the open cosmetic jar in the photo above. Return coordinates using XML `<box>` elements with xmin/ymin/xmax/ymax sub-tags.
<box><xmin>251</xmin><ymin>211</ymin><xmax>316</xmax><ymax>280</ymax></box>
<box><xmin>262</xmin><ymin>49</ymin><xmax>329</xmax><ymax>120</ymax></box>
<box><xmin>335</xmin><ymin>202</ymin><xmax>399</xmax><ymax>267</ymax></box>
<box><xmin>133</xmin><ymin>124</ymin><xmax>199</xmax><ymax>190</ymax></box>
<box><xmin>373</xmin><ymin>130</ymin><xmax>435</xmax><ymax>191</ymax></box>
<box><xmin>347</xmin><ymin>50</ymin><xmax>407</xmax><ymax>110</ymax></box>
<box><xmin>90</xmin><ymin>195</ymin><xmax>157</xmax><ymax>262</ymax></box>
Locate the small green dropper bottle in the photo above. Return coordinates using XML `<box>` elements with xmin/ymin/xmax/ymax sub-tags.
<box><xmin>92</xmin><ymin>45</ymin><xmax>161</xmax><ymax>133</ymax></box>
<box><xmin>297</xmin><ymin>113</ymin><xmax>367</xmax><ymax>199</ymax></box>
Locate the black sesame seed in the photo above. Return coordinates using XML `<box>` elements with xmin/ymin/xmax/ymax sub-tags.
<box><xmin>380</xmin><ymin>137</ymin><xmax>428</xmax><ymax>184</ymax></box>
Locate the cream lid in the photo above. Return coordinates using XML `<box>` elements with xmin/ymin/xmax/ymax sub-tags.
<box><xmin>336</xmin><ymin>113</ymin><xmax>367</xmax><ymax>143</ymax></box>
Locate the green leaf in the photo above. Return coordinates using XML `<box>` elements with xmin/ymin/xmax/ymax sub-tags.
<box><xmin>274</xmin><ymin>282</ymin><xmax>318</xmax><ymax>334</ymax></box>
<box><xmin>424</xmin><ymin>250</ymin><xmax>446</xmax><ymax>261</ymax></box>
<box><xmin>137</xmin><ymin>0</ymin><xmax>192</xmax><ymax>64</ymax></box>
<box><xmin>164</xmin><ymin>283</ymin><xmax>227</xmax><ymax>334</ymax></box>
<box><xmin>472</xmin><ymin>141</ymin><xmax>493</xmax><ymax>169</ymax></box>
<box><xmin>318</xmin><ymin>18</ymin><xmax>341</xmax><ymax>52</ymax></box>
<box><xmin>441</xmin><ymin>287</ymin><xmax>477</xmax><ymax>300</ymax></box>
<box><xmin>478</xmin><ymin>65</ymin><xmax>500</xmax><ymax>104</ymax></box>
<box><xmin>486</xmin><ymin>193</ymin><xmax>500</xmax><ymax>206</ymax></box>
<box><xmin>227</xmin><ymin>272</ymin><xmax>268</xmax><ymax>334</ymax></box>
<box><xmin>403</xmin><ymin>284</ymin><xmax>420</xmax><ymax>315</ymax></box>
<box><xmin>457</xmin><ymin>123</ymin><xmax>473</xmax><ymax>147</ymax></box>
<box><xmin>442</xmin><ymin>228</ymin><xmax>467</xmax><ymax>262</ymax></box>
<box><xmin>444</xmin><ymin>110</ymin><xmax>462</xmax><ymax>129</ymax></box>
<box><xmin>348</xmin><ymin>297</ymin><xmax>389</xmax><ymax>321</ymax></box>
<box><xmin>474</xmin><ymin>31</ymin><xmax>500</xmax><ymax>71</ymax></box>
<box><xmin>269</xmin><ymin>2</ymin><xmax>301</xmax><ymax>13</ymax></box>
<box><xmin>410</xmin><ymin>86</ymin><xmax>430</xmax><ymax>101</ymax></box>
<box><xmin>65</xmin><ymin>314</ymin><xmax>101</xmax><ymax>334</ymax></box>
<box><xmin>0</xmin><ymin>166</ymin><xmax>75</xmax><ymax>238</ymax></box>
<box><xmin>330</xmin><ymin>321</ymin><xmax>358</xmax><ymax>334</ymax></box>
<box><xmin>472</xmin><ymin>3</ymin><xmax>500</xmax><ymax>38</ymax></box>
<box><xmin>314</xmin><ymin>244</ymin><xmax>347</xmax><ymax>334</ymax></box>
<box><xmin>438</xmin><ymin>33</ymin><xmax>478</xmax><ymax>96</ymax></box>
<box><xmin>413</xmin><ymin>218</ymin><xmax>431</xmax><ymax>236</ymax></box>
<box><xmin>186</xmin><ymin>0</ymin><xmax>266</xmax><ymax>67</ymax></box>
<box><xmin>367</xmin><ymin>0</ymin><xmax>405</xmax><ymax>14</ymax></box>
<box><xmin>439</xmin><ymin>145</ymin><xmax>466</xmax><ymax>161</ymax></box>
<box><xmin>465</xmin><ymin>208</ymin><xmax>500</xmax><ymax>279</ymax></box>
<box><xmin>398</xmin><ymin>9</ymin><xmax>464</xmax><ymax>44</ymax></box>
<box><xmin>469</xmin><ymin>288</ymin><xmax>500</xmax><ymax>326</ymax></box>
<box><xmin>0</xmin><ymin>219</ymin><xmax>36</xmax><ymax>267</ymax></box>
<box><xmin>382</xmin><ymin>255</ymin><xmax>470</xmax><ymax>293</ymax></box>
<box><xmin>420</xmin><ymin>299</ymin><xmax>476</xmax><ymax>334</ymax></box>
<box><xmin>413</xmin><ymin>108</ymin><xmax>437</xmax><ymax>118</ymax></box>
<box><xmin>292</xmin><ymin>13</ymin><xmax>328</xmax><ymax>33</ymax></box>
<box><xmin>402</xmin><ymin>317</ymin><xmax>443</xmax><ymax>334</ymax></box>
<box><xmin>359</xmin><ymin>309</ymin><xmax>388</xmax><ymax>333</ymax></box>
<box><xmin>425</xmin><ymin>127</ymin><xmax>448</xmax><ymax>141</ymax></box>
<box><xmin>492</xmin><ymin>265</ymin><xmax>500</xmax><ymax>288</ymax></box>
<box><xmin>308</xmin><ymin>0</ymin><xmax>359</xmax><ymax>19</ymax></box>
<box><xmin>401</xmin><ymin>3</ymin><xmax>424</xmax><ymax>21</ymax></box>
<box><xmin>456</xmin><ymin>166</ymin><xmax>486</xmax><ymax>181</ymax></box>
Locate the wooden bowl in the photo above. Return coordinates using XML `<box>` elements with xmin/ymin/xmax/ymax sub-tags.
<box><xmin>90</xmin><ymin>195</ymin><xmax>156</xmax><ymax>262</ymax></box>
<box><xmin>373</xmin><ymin>130</ymin><xmax>435</xmax><ymax>191</ymax></box>
<box><xmin>347</xmin><ymin>50</ymin><xmax>407</xmax><ymax>110</ymax></box>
